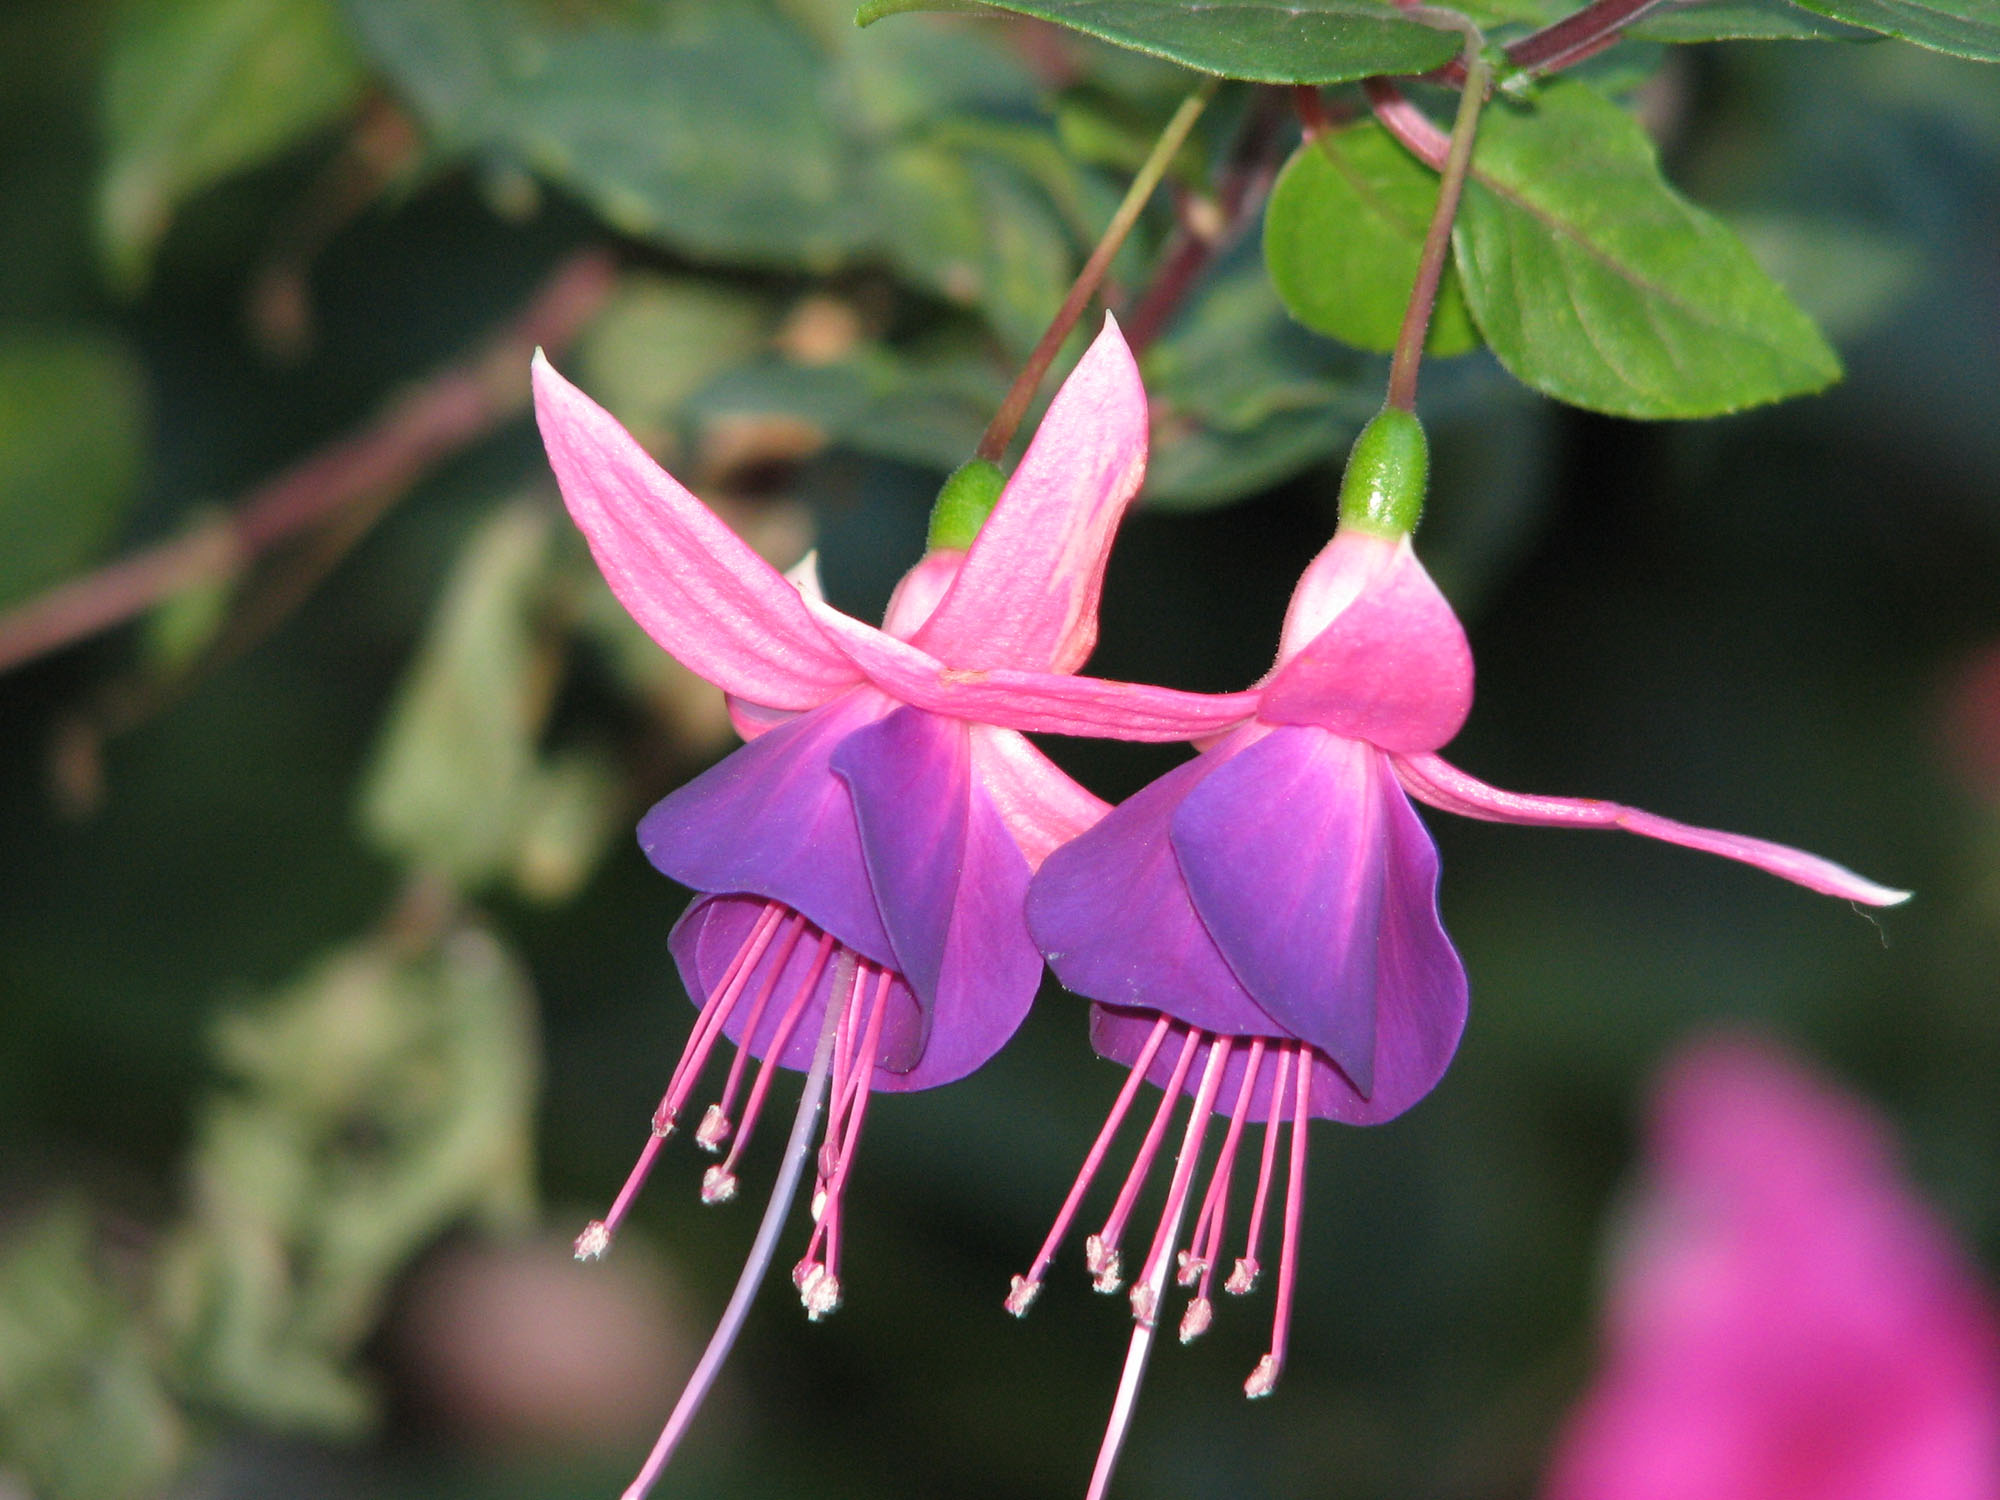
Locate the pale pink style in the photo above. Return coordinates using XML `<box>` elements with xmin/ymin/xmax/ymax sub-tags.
<box><xmin>1543</xmin><ymin>1036</ymin><xmax>2000</xmax><ymax>1500</ymax></box>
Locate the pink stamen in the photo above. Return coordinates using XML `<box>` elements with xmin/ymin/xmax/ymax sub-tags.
<box><xmin>1006</xmin><ymin>1013</ymin><xmax>1173</xmax><ymax>1316</ymax></box>
<box><xmin>698</xmin><ymin>913</ymin><xmax>809</xmax><ymax>1152</ymax></box>
<box><xmin>818</xmin><ymin>958</ymin><xmax>874</xmax><ymax>1186</ymax></box>
<box><xmin>663</xmin><ymin>903</ymin><xmax>787</xmax><ymax>1133</ymax></box>
<box><xmin>795</xmin><ymin>968</ymin><xmax>890</xmax><ymax>1320</ymax></box>
<box><xmin>1129</xmin><ymin>1037</ymin><xmax>1231</xmax><ymax>1328</ymax></box>
<box><xmin>1088</xmin><ymin>1027</ymin><xmax>1204</xmax><ymax>1294</ymax></box>
<box><xmin>1227</xmin><ymin>1043</ymin><xmax>1295</xmax><ymax>1296</ymax></box>
<box><xmin>1245</xmin><ymin>1047</ymin><xmax>1312</xmax><ymax>1399</ymax></box>
<box><xmin>1181</xmin><ymin>1036</ymin><xmax>1265</xmax><ymax>1339</ymax></box>
<box><xmin>706</xmin><ymin>932</ymin><xmax>835</xmax><ymax>1204</ymax></box>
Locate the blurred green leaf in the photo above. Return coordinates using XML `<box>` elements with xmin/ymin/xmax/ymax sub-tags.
<box><xmin>863</xmin><ymin>0</ymin><xmax>1464</xmax><ymax>81</ymax></box>
<box><xmin>1455</xmin><ymin>79</ymin><xmax>1843</xmax><ymax>417</ymax></box>
<box><xmin>1788</xmin><ymin>0</ymin><xmax>2000</xmax><ymax>56</ymax></box>
<box><xmin>0</xmin><ymin>1208</ymin><xmax>186</xmax><ymax>1500</ymax></box>
<box><xmin>573</xmin><ymin>274</ymin><xmax>776</xmax><ymax>461</ymax></box>
<box><xmin>154</xmin><ymin>917</ymin><xmax>539</xmax><ymax>1434</ymax></box>
<box><xmin>98</xmin><ymin>0</ymin><xmax>365</xmax><ymax>290</ymax></box>
<box><xmin>1732</xmin><ymin>212</ymin><xmax>1923</xmax><ymax>339</ymax></box>
<box><xmin>1141</xmin><ymin>250</ymin><xmax>1380</xmax><ymax>506</ymax></box>
<box><xmin>1264</xmin><ymin>125</ymin><xmax>1480</xmax><ymax>357</ymax></box>
<box><xmin>1631</xmin><ymin>0</ymin><xmax>1880</xmax><ymax>41</ymax></box>
<box><xmin>0</xmin><ymin>330</ymin><xmax>147</xmax><ymax>610</ymax></box>
<box><xmin>349</xmin><ymin>0</ymin><xmax>1085</xmax><ymax>349</ymax></box>
<box><xmin>360</xmin><ymin>499</ymin><xmax>555</xmax><ymax>888</ymax></box>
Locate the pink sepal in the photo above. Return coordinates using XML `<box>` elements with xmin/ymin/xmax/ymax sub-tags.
<box><xmin>1261</xmin><ymin>532</ymin><xmax>1473</xmax><ymax>752</ymax></box>
<box><xmin>1394</xmin><ymin>753</ymin><xmax>1911</xmax><ymax>907</ymax></box>
<box><xmin>910</xmin><ymin>316</ymin><xmax>1147</xmax><ymax>674</ymax></box>
<box><xmin>532</xmin><ymin>352</ymin><xmax>860</xmax><ymax>711</ymax></box>
<box><xmin>806</xmin><ymin>594</ymin><xmax>1261</xmax><ymax>742</ymax></box>
<box><xmin>969</xmin><ymin>725</ymin><xmax>1110</xmax><ymax>870</ymax></box>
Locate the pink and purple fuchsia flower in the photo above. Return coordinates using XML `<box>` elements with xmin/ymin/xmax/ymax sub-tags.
<box><xmin>533</xmin><ymin>317</ymin><xmax>1252</xmax><ymax>1317</ymax></box>
<box><xmin>1541</xmin><ymin>1035</ymin><xmax>2000</xmax><ymax>1500</ymax></box>
<box><xmin>1010</xmin><ymin>411</ymin><xmax>1910</xmax><ymax>1403</ymax></box>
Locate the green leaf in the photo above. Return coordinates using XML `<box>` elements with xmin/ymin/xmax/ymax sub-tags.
<box><xmin>350</xmin><ymin>0</ymin><xmax>1082</xmax><ymax>345</ymax></box>
<box><xmin>1787</xmin><ymin>0</ymin><xmax>2000</xmax><ymax>54</ymax></box>
<box><xmin>1453</xmin><ymin>79</ymin><xmax>1842</xmax><ymax>418</ymax></box>
<box><xmin>878</xmin><ymin>0</ymin><xmax>1462</xmax><ymax>81</ymax></box>
<box><xmin>98</xmin><ymin>0</ymin><xmax>365</xmax><ymax>290</ymax></box>
<box><xmin>0</xmin><ymin>1207</ymin><xmax>187</xmax><ymax>1500</ymax></box>
<box><xmin>359</xmin><ymin>500</ymin><xmax>557</xmax><ymax>889</ymax></box>
<box><xmin>1630</xmin><ymin>0</ymin><xmax>1881</xmax><ymax>41</ymax></box>
<box><xmin>572</xmin><ymin>274</ymin><xmax>776</xmax><ymax>461</ymax></box>
<box><xmin>1264</xmin><ymin>126</ymin><xmax>1479</xmax><ymax>358</ymax></box>
<box><xmin>0</xmin><ymin>331</ymin><xmax>148</xmax><ymax>610</ymax></box>
<box><xmin>156</xmin><ymin>920</ymin><xmax>539</xmax><ymax>1434</ymax></box>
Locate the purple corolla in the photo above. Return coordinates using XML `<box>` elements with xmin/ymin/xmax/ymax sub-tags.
<box><xmin>1009</xmin><ymin>413</ymin><xmax>1909</xmax><ymax>1397</ymax></box>
<box><xmin>534</xmin><ymin>318</ymin><xmax>1252</xmax><ymax>1314</ymax></box>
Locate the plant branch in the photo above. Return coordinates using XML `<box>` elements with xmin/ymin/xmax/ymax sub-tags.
<box><xmin>976</xmin><ymin>78</ymin><xmax>1218</xmax><ymax>462</ymax></box>
<box><xmin>0</xmin><ymin>250</ymin><xmax>618</xmax><ymax>679</ymax></box>
<box><xmin>1385</xmin><ymin>50</ymin><xmax>1492</xmax><ymax>412</ymax></box>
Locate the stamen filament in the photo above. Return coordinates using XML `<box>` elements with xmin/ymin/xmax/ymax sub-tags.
<box><xmin>1089</xmin><ymin>1028</ymin><xmax>1204</xmax><ymax>1293</ymax></box>
<box><xmin>663</xmin><ymin>902</ymin><xmax>785</xmax><ymax>1131</ymax></box>
<box><xmin>700</xmin><ymin>914</ymin><xmax>809</xmax><ymax>1151</ymax></box>
<box><xmin>1129</xmin><ymin>1038</ymin><xmax>1232</xmax><ymax>1327</ymax></box>
<box><xmin>1007</xmin><ymin>1013</ymin><xmax>1173</xmax><ymax>1316</ymax></box>
<box><xmin>1181</xmin><ymin>1036</ymin><xmax>1264</xmax><ymax>1339</ymax></box>
<box><xmin>798</xmin><ymin>966</ymin><xmax>890</xmax><ymax>1319</ymax></box>
<box><xmin>708</xmin><ymin>932</ymin><xmax>835</xmax><ymax>1203</ymax></box>
<box><xmin>619</xmin><ymin>953</ymin><xmax>852</xmax><ymax>1500</ymax></box>
<box><xmin>1246</xmin><ymin>1048</ymin><xmax>1313</xmax><ymax>1399</ymax></box>
<box><xmin>1227</xmin><ymin>1044</ymin><xmax>1294</xmax><ymax>1296</ymax></box>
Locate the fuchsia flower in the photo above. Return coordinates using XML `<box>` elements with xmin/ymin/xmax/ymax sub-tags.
<box><xmin>1541</xmin><ymin>1035</ymin><xmax>2000</xmax><ymax>1500</ymax></box>
<box><xmin>533</xmin><ymin>318</ymin><xmax>1252</xmax><ymax>1314</ymax></box>
<box><xmin>1010</xmin><ymin>412</ymin><xmax>1910</xmax><ymax>1398</ymax></box>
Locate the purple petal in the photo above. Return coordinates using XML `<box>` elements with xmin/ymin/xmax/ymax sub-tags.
<box><xmin>673</xmin><ymin>895</ymin><xmax>924</xmax><ymax>1071</ymax></box>
<box><xmin>1170</xmin><ymin>727</ymin><xmax>1390</xmax><ymax>1097</ymax></box>
<box><xmin>1025</xmin><ymin>730</ymin><xmax>1287</xmax><ymax>1040</ymax></box>
<box><xmin>831</xmin><ymin>707</ymin><xmax>970</xmax><ymax>1009</ymax></box>
<box><xmin>638</xmin><ymin>691</ymin><xmax>895</xmax><ymax>967</ymax></box>
<box><xmin>887</xmin><ymin>766</ymin><xmax>1041</xmax><ymax>1091</ymax></box>
<box><xmin>1355</xmin><ymin>772</ymin><xmax>1468</xmax><ymax>1122</ymax></box>
<box><xmin>832</xmin><ymin>706</ymin><xmax>1044</xmax><ymax>1092</ymax></box>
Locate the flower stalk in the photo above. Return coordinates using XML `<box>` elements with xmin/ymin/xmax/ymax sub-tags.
<box><xmin>975</xmin><ymin>78</ymin><xmax>1218</xmax><ymax>463</ymax></box>
<box><xmin>1385</xmin><ymin>51</ymin><xmax>1492</xmax><ymax>414</ymax></box>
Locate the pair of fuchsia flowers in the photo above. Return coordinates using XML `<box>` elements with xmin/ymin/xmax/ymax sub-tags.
<box><xmin>534</xmin><ymin>317</ymin><xmax>1905</xmax><ymax>1396</ymax></box>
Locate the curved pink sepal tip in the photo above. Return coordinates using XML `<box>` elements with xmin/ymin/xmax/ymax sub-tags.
<box><xmin>1393</xmin><ymin>752</ymin><xmax>1911</xmax><ymax>907</ymax></box>
<box><xmin>911</xmin><ymin>316</ymin><xmax>1148</xmax><ymax>675</ymax></box>
<box><xmin>532</xmin><ymin>352</ymin><xmax>860</xmax><ymax>711</ymax></box>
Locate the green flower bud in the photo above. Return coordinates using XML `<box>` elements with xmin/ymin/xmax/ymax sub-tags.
<box><xmin>926</xmin><ymin>459</ymin><xmax>1007</xmax><ymax>552</ymax></box>
<box><xmin>1337</xmin><ymin>408</ymin><xmax>1428</xmax><ymax>537</ymax></box>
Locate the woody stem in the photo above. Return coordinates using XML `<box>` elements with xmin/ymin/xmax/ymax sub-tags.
<box><xmin>1383</xmin><ymin>50</ymin><xmax>1492</xmax><ymax>414</ymax></box>
<box><xmin>975</xmin><ymin>77</ymin><xmax>1219</xmax><ymax>463</ymax></box>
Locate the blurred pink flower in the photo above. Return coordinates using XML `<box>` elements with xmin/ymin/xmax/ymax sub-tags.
<box><xmin>1543</xmin><ymin>1036</ymin><xmax>2000</xmax><ymax>1500</ymax></box>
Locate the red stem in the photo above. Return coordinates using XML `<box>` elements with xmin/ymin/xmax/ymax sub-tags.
<box><xmin>0</xmin><ymin>250</ymin><xmax>618</xmax><ymax>677</ymax></box>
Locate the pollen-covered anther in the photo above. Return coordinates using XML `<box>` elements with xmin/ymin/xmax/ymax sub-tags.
<box><xmin>799</xmin><ymin>1263</ymin><xmax>843</xmax><ymax>1320</ymax></box>
<box><xmin>1244</xmin><ymin>1354</ymin><xmax>1280</xmax><ymax>1399</ymax></box>
<box><xmin>650</xmin><ymin>1105</ymin><xmax>677</xmax><ymax>1140</ymax></box>
<box><xmin>1179</xmin><ymin>1297</ymin><xmax>1213</xmax><ymax>1343</ymax></box>
<box><xmin>1225</xmin><ymin>1258</ymin><xmax>1259</xmax><ymax>1296</ymax></box>
<box><xmin>695</xmin><ymin>1103</ymin><xmax>731</xmax><ymax>1152</ymax></box>
<box><xmin>1176</xmin><ymin>1249</ymin><xmax>1207</xmax><ymax>1287</ymax></box>
<box><xmin>1085</xmin><ymin>1234</ymin><xmax>1122</xmax><ymax>1292</ymax></box>
<box><xmin>700</xmin><ymin>1164</ymin><xmax>738</xmax><ymax>1204</ymax></box>
<box><xmin>573</xmin><ymin>1220</ymin><xmax>612</xmax><ymax>1261</ymax></box>
<box><xmin>810</xmin><ymin>1183</ymin><xmax>829</xmax><ymax>1222</ymax></box>
<box><xmin>1004</xmin><ymin>1275</ymin><xmax>1041</xmax><ymax>1317</ymax></box>
<box><xmin>1128</xmin><ymin>1282</ymin><xmax>1159</xmax><ymax>1328</ymax></box>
